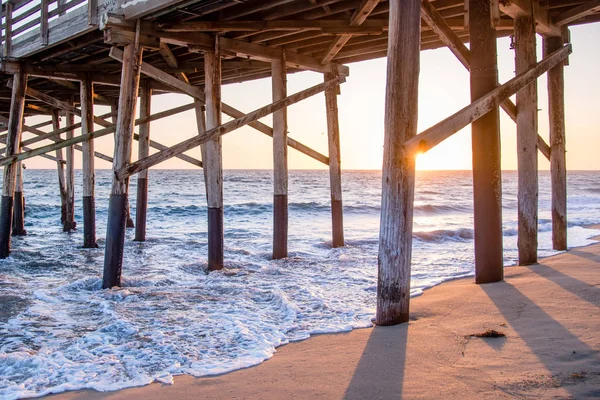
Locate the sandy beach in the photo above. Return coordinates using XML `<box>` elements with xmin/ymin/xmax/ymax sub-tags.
<box><xmin>46</xmin><ymin>230</ymin><xmax>600</xmax><ymax>399</ymax></box>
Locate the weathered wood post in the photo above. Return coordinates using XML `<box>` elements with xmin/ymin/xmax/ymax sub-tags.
<box><xmin>272</xmin><ymin>54</ymin><xmax>288</xmax><ymax>259</ymax></box>
<box><xmin>544</xmin><ymin>34</ymin><xmax>567</xmax><ymax>251</ymax></box>
<box><xmin>102</xmin><ymin>36</ymin><xmax>143</xmax><ymax>289</ymax></box>
<box><xmin>12</xmin><ymin>160</ymin><xmax>26</xmax><ymax>236</ymax></box>
<box><xmin>51</xmin><ymin>109</ymin><xmax>68</xmax><ymax>227</ymax></box>
<box><xmin>134</xmin><ymin>82</ymin><xmax>151</xmax><ymax>242</ymax></box>
<box><xmin>80</xmin><ymin>77</ymin><xmax>97</xmax><ymax>248</ymax></box>
<box><xmin>469</xmin><ymin>0</ymin><xmax>503</xmax><ymax>283</ymax></box>
<box><xmin>376</xmin><ymin>0</ymin><xmax>420</xmax><ymax>326</ymax></box>
<box><xmin>202</xmin><ymin>38</ymin><xmax>224</xmax><ymax>271</ymax></box>
<box><xmin>515</xmin><ymin>15</ymin><xmax>538</xmax><ymax>265</ymax></box>
<box><xmin>0</xmin><ymin>67</ymin><xmax>27</xmax><ymax>258</ymax></box>
<box><xmin>64</xmin><ymin>107</ymin><xmax>76</xmax><ymax>231</ymax></box>
<box><xmin>111</xmin><ymin>102</ymin><xmax>134</xmax><ymax>229</ymax></box>
<box><xmin>324</xmin><ymin>71</ymin><xmax>344</xmax><ymax>248</ymax></box>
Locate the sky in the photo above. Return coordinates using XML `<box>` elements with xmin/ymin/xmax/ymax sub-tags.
<box><xmin>25</xmin><ymin>23</ymin><xmax>600</xmax><ymax>171</ymax></box>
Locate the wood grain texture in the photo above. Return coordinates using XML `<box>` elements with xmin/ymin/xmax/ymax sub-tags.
<box><xmin>402</xmin><ymin>45</ymin><xmax>571</xmax><ymax>156</ymax></box>
<box><xmin>324</xmin><ymin>71</ymin><xmax>344</xmax><ymax>248</ymax></box>
<box><xmin>135</xmin><ymin>82</ymin><xmax>151</xmax><ymax>242</ymax></box>
<box><xmin>545</xmin><ymin>35</ymin><xmax>567</xmax><ymax>251</ymax></box>
<box><xmin>80</xmin><ymin>78</ymin><xmax>95</xmax><ymax>198</ymax></box>
<box><xmin>0</xmin><ymin>68</ymin><xmax>26</xmax><ymax>257</ymax></box>
<box><xmin>117</xmin><ymin>76</ymin><xmax>344</xmax><ymax>180</ymax></box>
<box><xmin>51</xmin><ymin>110</ymin><xmax>68</xmax><ymax>225</ymax></box>
<box><xmin>64</xmin><ymin>108</ymin><xmax>76</xmax><ymax>231</ymax></box>
<box><xmin>2</xmin><ymin>69</ymin><xmax>27</xmax><ymax>197</ymax></box>
<box><xmin>515</xmin><ymin>15</ymin><xmax>538</xmax><ymax>265</ymax></box>
<box><xmin>109</xmin><ymin>46</ymin><xmax>329</xmax><ymax>165</ymax></box>
<box><xmin>469</xmin><ymin>0</ymin><xmax>503</xmax><ymax>284</ymax></box>
<box><xmin>376</xmin><ymin>0</ymin><xmax>420</xmax><ymax>326</ymax></box>
<box><xmin>272</xmin><ymin>53</ymin><xmax>288</xmax><ymax>259</ymax></box>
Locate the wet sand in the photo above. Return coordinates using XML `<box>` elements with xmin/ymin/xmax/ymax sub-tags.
<box><xmin>48</xmin><ymin>230</ymin><xmax>600</xmax><ymax>399</ymax></box>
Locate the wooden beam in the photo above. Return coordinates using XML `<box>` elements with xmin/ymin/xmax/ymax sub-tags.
<box><xmin>0</xmin><ymin>103</ymin><xmax>200</xmax><ymax>167</ymax></box>
<box><xmin>115</xmin><ymin>76</ymin><xmax>345</xmax><ymax>180</ymax></box>
<box><xmin>158</xmin><ymin>43</ymin><xmax>189</xmax><ymax>83</ymax></box>
<box><xmin>51</xmin><ymin>109</ymin><xmax>68</xmax><ymax>227</ymax></box>
<box><xmin>134</xmin><ymin>82</ymin><xmax>151</xmax><ymax>242</ymax></box>
<box><xmin>102</xmin><ymin>17</ymin><xmax>349</xmax><ymax>76</ymax></box>
<box><xmin>403</xmin><ymin>44</ymin><xmax>571</xmax><ymax>155</ymax></box>
<box><xmin>109</xmin><ymin>46</ymin><xmax>330</xmax><ymax>165</ymax></box>
<box><xmin>63</xmin><ymin>106</ymin><xmax>76</xmax><ymax>232</ymax></box>
<box><xmin>324</xmin><ymin>71</ymin><xmax>344</xmax><ymax>247</ymax></box>
<box><xmin>321</xmin><ymin>0</ymin><xmax>381</xmax><ymax>64</ymax></box>
<box><xmin>515</xmin><ymin>15</ymin><xmax>539</xmax><ymax>265</ymax></box>
<box><xmin>80</xmin><ymin>77</ymin><xmax>97</xmax><ymax>248</ymax></box>
<box><xmin>470</xmin><ymin>0</ymin><xmax>503</xmax><ymax>284</ymax></box>
<box><xmin>0</xmin><ymin>68</ymin><xmax>27</xmax><ymax>258</ymax></box>
<box><xmin>203</xmin><ymin>43</ymin><xmax>224</xmax><ymax>271</ymax></box>
<box><xmin>40</xmin><ymin>0</ymin><xmax>49</xmax><ymax>46</ymax></box>
<box><xmin>499</xmin><ymin>0</ymin><xmax>561</xmax><ymax>37</ymax></box>
<box><xmin>376</xmin><ymin>0</ymin><xmax>420</xmax><ymax>326</ymax></box>
<box><xmin>545</xmin><ymin>36</ymin><xmax>567</xmax><ymax>251</ymax></box>
<box><xmin>553</xmin><ymin>0</ymin><xmax>600</xmax><ymax>26</ymax></box>
<box><xmin>420</xmin><ymin>0</ymin><xmax>550</xmax><ymax>159</ymax></box>
<box><xmin>272</xmin><ymin>53</ymin><xmax>288</xmax><ymax>260</ymax></box>
<box><xmin>25</xmin><ymin>84</ymin><xmax>201</xmax><ymax>167</ymax></box>
<box><xmin>102</xmin><ymin>26</ymin><xmax>144</xmax><ymax>289</ymax></box>
<box><xmin>157</xmin><ymin>19</ymin><xmax>387</xmax><ymax>33</ymax></box>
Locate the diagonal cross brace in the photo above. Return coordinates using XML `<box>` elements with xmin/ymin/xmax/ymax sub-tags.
<box><xmin>109</xmin><ymin>46</ymin><xmax>331</xmax><ymax>166</ymax></box>
<box><xmin>403</xmin><ymin>45</ymin><xmax>571</xmax><ymax>156</ymax></box>
<box><xmin>420</xmin><ymin>0</ymin><xmax>551</xmax><ymax>160</ymax></box>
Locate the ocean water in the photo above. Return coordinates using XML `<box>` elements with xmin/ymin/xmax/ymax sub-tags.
<box><xmin>0</xmin><ymin>169</ymin><xmax>599</xmax><ymax>398</ymax></box>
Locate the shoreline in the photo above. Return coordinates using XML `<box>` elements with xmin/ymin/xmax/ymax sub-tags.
<box><xmin>44</xmin><ymin>225</ymin><xmax>600</xmax><ymax>399</ymax></box>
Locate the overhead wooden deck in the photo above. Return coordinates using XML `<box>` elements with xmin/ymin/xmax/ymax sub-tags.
<box><xmin>0</xmin><ymin>0</ymin><xmax>598</xmax><ymax>116</ymax></box>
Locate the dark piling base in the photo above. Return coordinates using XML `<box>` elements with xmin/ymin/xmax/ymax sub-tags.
<box><xmin>61</xmin><ymin>203</ymin><xmax>66</xmax><ymax>225</ymax></box>
<box><xmin>82</xmin><ymin>196</ymin><xmax>98</xmax><ymax>248</ymax></box>
<box><xmin>331</xmin><ymin>199</ymin><xmax>344</xmax><ymax>248</ymax></box>
<box><xmin>102</xmin><ymin>194</ymin><xmax>128</xmax><ymax>289</ymax></box>
<box><xmin>0</xmin><ymin>195</ymin><xmax>14</xmax><ymax>258</ymax></box>
<box><xmin>12</xmin><ymin>191</ymin><xmax>26</xmax><ymax>236</ymax></box>
<box><xmin>134</xmin><ymin>178</ymin><xmax>147</xmax><ymax>242</ymax></box>
<box><xmin>273</xmin><ymin>194</ymin><xmax>288</xmax><ymax>259</ymax></box>
<box><xmin>208</xmin><ymin>207</ymin><xmax>224</xmax><ymax>271</ymax></box>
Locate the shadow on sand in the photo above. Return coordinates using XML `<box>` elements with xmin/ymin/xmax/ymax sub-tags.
<box><xmin>342</xmin><ymin>324</ymin><xmax>408</xmax><ymax>399</ymax></box>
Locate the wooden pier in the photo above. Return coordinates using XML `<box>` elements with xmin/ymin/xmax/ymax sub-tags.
<box><xmin>0</xmin><ymin>0</ymin><xmax>596</xmax><ymax>323</ymax></box>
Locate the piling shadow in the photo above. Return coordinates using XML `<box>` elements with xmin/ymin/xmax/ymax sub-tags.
<box><xmin>567</xmin><ymin>249</ymin><xmax>600</xmax><ymax>264</ymax></box>
<box><xmin>482</xmin><ymin>282</ymin><xmax>600</xmax><ymax>397</ymax></box>
<box><xmin>342</xmin><ymin>324</ymin><xmax>408</xmax><ymax>400</ymax></box>
<box><xmin>530</xmin><ymin>262</ymin><xmax>600</xmax><ymax>307</ymax></box>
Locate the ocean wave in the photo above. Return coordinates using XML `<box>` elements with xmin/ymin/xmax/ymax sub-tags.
<box><xmin>413</xmin><ymin>228</ymin><xmax>474</xmax><ymax>242</ymax></box>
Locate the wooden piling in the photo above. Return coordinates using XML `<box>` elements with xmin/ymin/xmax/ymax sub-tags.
<box><xmin>0</xmin><ymin>68</ymin><xmax>27</xmax><ymax>258</ymax></box>
<box><xmin>515</xmin><ymin>16</ymin><xmax>538</xmax><ymax>265</ymax></box>
<box><xmin>469</xmin><ymin>0</ymin><xmax>503</xmax><ymax>284</ymax></box>
<box><xmin>51</xmin><ymin>110</ymin><xmax>68</xmax><ymax>227</ymax></box>
<box><xmin>63</xmin><ymin>108</ymin><xmax>76</xmax><ymax>231</ymax></box>
<box><xmin>272</xmin><ymin>54</ymin><xmax>288</xmax><ymax>259</ymax></box>
<box><xmin>544</xmin><ymin>35</ymin><xmax>567</xmax><ymax>251</ymax></box>
<box><xmin>80</xmin><ymin>77</ymin><xmax>97</xmax><ymax>248</ymax></box>
<box><xmin>102</xmin><ymin>38</ymin><xmax>143</xmax><ymax>289</ymax></box>
<box><xmin>111</xmin><ymin>103</ymin><xmax>135</xmax><ymax>229</ymax></box>
<box><xmin>324</xmin><ymin>71</ymin><xmax>344</xmax><ymax>248</ymax></box>
<box><xmin>202</xmin><ymin>42</ymin><xmax>224</xmax><ymax>271</ymax></box>
<box><xmin>12</xmin><ymin>160</ymin><xmax>26</xmax><ymax>236</ymax></box>
<box><xmin>134</xmin><ymin>82</ymin><xmax>151</xmax><ymax>242</ymax></box>
<box><xmin>376</xmin><ymin>0</ymin><xmax>420</xmax><ymax>326</ymax></box>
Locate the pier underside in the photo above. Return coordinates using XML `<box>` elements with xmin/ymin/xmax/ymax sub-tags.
<box><xmin>0</xmin><ymin>0</ymin><xmax>596</xmax><ymax>322</ymax></box>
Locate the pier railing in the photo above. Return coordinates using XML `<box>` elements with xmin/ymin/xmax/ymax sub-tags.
<box><xmin>0</xmin><ymin>0</ymin><xmax>99</xmax><ymax>59</ymax></box>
